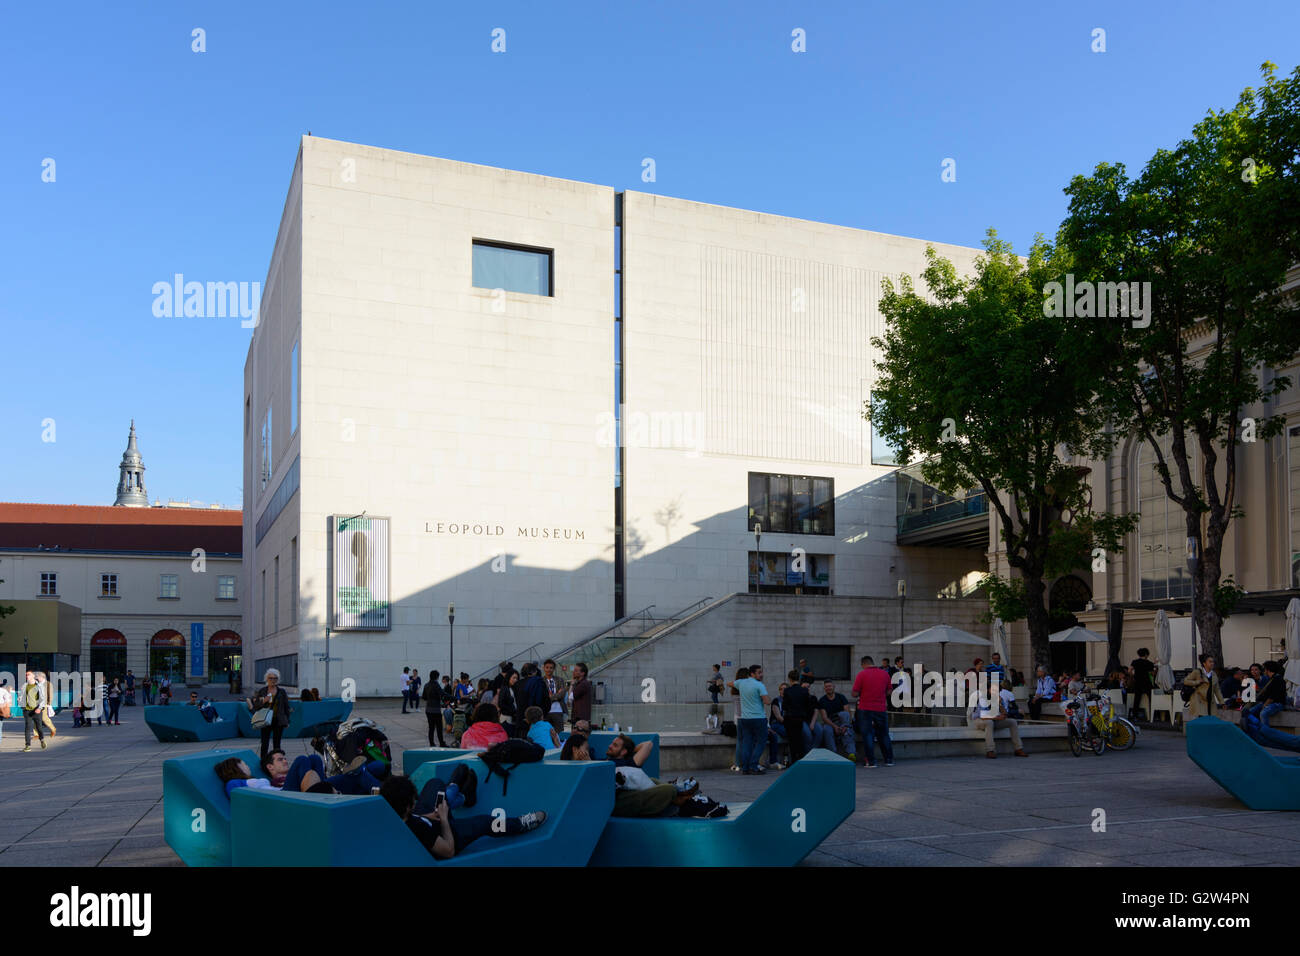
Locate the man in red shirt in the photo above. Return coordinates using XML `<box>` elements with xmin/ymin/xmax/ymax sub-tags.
<box><xmin>851</xmin><ymin>656</ymin><xmax>895</xmax><ymax>768</ymax></box>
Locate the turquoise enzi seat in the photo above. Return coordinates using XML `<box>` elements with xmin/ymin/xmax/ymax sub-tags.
<box><xmin>1186</xmin><ymin>715</ymin><xmax>1300</xmax><ymax>811</ymax></box>
<box><xmin>589</xmin><ymin>748</ymin><xmax>855</xmax><ymax>867</ymax></box>
<box><xmin>146</xmin><ymin>703</ymin><xmax>241</xmax><ymax>742</ymax></box>
<box><xmin>234</xmin><ymin>698</ymin><xmax>354</xmax><ymax>739</ymax></box>
<box><xmin>163</xmin><ymin>747</ymin><xmax>265</xmax><ymax>866</ymax></box>
<box><xmin>231</xmin><ymin>755</ymin><xmax>613</xmax><ymax>867</ymax></box>
<box><xmin>401</xmin><ymin>747</ymin><xmax>476</xmax><ymax>778</ymax></box>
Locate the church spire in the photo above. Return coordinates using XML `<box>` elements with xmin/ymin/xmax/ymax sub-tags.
<box><xmin>114</xmin><ymin>420</ymin><xmax>149</xmax><ymax>507</ymax></box>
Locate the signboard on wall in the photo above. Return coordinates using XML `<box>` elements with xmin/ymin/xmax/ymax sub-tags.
<box><xmin>190</xmin><ymin>623</ymin><xmax>204</xmax><ymax>679</ymax></box>
<box><xmin>331</xmin><ymin>515</ymin><xmax>391</xmax><ymax>630</ymax></box>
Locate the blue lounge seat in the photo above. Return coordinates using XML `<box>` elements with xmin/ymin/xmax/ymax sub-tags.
<box><xmin>146</xmin><ymin>703</ymin><xmax>241</xmax><ymax>742</ymax></box>
<box><xmin>1186</xmin><ymin>715</ymin><xmax>1300</xmax><ymax>810</ymax></box>
<box><xmin>231</xmin><ymin>756</ymin><xmax>613</xmax><ymax>866</ymax></box>
<box><xmin>401</xmin><ymin>747</ymin><xmax>476</xmax><ymax>777</ymax></box>
<box><xmin>163</xmin><ymin>747</ymin><xmax>265</xmax><ymax>866</ymax></box>
<box><xmin>545</xmin><ymin>732</ymin><xmax>660</xmax><ymax>779</ymax></box>
<box><xmin>234</xmin><ymin>698</ymin><xmax>354</xmax><ymax>739</ymax></box>
<box><xmin>588</xmin><ymin>748</ymin><xmax>855</xmax><ymax>867</ymax></box>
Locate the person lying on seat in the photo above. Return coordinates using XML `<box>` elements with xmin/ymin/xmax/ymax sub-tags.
<box><xmin>379</xmin><ymin>775</ymin><xmax>546</xmax><ymax>860</ymax></box>
<box><xmin>560</xmin><ymin>733</ymin><xmax>727</xmax><ymax>818</ymax></box>
<box><xmin>215</xmin><ymin>755</ymin><xmax>337</xmax><ymax>796</ymax></box>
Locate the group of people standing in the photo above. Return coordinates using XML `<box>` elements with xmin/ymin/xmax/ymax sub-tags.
<box><xmin>405</xmin><ymin>659</ymin><xmax>594</xmax><ymax>748</ymax></box>
<box><xmin>723</xmin><ymin>656</ymin><xmax>898</xmax><ymax>773</ymax></box>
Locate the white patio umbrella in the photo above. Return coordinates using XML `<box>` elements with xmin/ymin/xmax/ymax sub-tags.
<box><xmin>1155</xmin><ymin>609</ymin><xmax>1175</xmax><ymax>692</ymax></box>
<box><xmin>893</xmin><ymin>624</ymin><xmax>991</xmax><ymax>674</ymax></box>
<box><xmin>1048</xmin><ymin>626</ymin><xmax>1109</xmax><ymax>643</ymax></box>
<box><xmin>1283</xmin><ymin>598</ymin><xmax>1300</xmax><ymax>694</ymax></box>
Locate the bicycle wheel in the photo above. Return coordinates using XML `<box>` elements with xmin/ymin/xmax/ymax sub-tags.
<box><xmin>1068</xmin><ymin>724</ymin><xmax>1083</xmax><ymax>757</ymax></box>
<box><xmin>1089</xmin><ymin>731</ymin><xmax>1106</xmax><ymax>755</ymax></box>
<box><xmin>1109</xmin><ymin>718</ymin><xmax>1138</xmax><ymax>751</ymax></box>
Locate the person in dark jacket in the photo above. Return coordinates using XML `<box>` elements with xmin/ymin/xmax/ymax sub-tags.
<box><xmin>569</xmin><ymin>662</ymin><xmax>592</xmax><ymax>730</ymax></box>
<box><xmin>247</xmin><ymin>668</ymin><xmax>292</xmax><ymax>761</ymax></box>
<box><xmin>423</xmin><ymin>669</ymin><xmax>446</xmax><ymax>746</ymax></box>
<box><xmin>516</xmin><ymin>663</ymin><xmax>550</xmax><ymax>721</ymax></box>
<box><xmin>495</xmin><ymin>669</ymin><xmax>519</xmax><ymax>733</ymax></box>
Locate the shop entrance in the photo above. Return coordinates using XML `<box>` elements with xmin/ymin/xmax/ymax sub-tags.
<box><xmin>149</xmin><ymin>630</ymin><xmax>186</xmax><ymax>683</ymax></box>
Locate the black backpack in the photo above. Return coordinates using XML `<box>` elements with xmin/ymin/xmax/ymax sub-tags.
<box><xmin>1180</xmin><ymin>684</ymin><xmax>1195</xmax><ymax>703</ymax></box>
<box><xmin>478</xmin><ymin>739</ymin><xmax>544</xmax><ymax>795</ymax></box>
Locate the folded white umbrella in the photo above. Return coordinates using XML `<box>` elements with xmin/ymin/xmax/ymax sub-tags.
<box><xmin>1048</xmin><ymin>626</ymin><xmax>1109</xmax><ymax>643</ymax></box>
<box><xmin>992</xmin><ymin>618</ymin><xmax>1009</xmax><ymax>663</ymax></box>
<box><xmin>1155</xmin><ymin>609</ymin><xmax>1175</xmax><ymax>692</ymax></box>
<box><xmin>1284</xmin><ymin>599</ymin><xmax>1300</xmax><ymax>693</ymax></box>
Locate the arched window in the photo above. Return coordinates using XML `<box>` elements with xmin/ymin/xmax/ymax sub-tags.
<box><xmin>1135</xmin><ymin>433</ymin><xmax>1195</xmax><ymax>600</ymax></box>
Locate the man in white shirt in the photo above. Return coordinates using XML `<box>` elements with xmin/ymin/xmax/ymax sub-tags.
<box><xmin>968</xmin><ymin>687</ymin><xmax>1029</xmax><ymax>759</ymax></box>
<box><xmin>400</xmin><ymin>667</ymin><xmax>411</xmax><ymax>714</ymax></box>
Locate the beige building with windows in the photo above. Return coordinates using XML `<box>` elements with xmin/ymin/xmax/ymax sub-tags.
<box><xmin>0</xmin><ymin>426</ymin><xmax>243</xmax><ymax>688</ymax></box>
<box><xmin>243</xmin><ymin>136</ymin><xmax>994</xmax><ymax>697</ymax></box>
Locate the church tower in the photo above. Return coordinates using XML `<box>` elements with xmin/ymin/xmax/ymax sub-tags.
<box><xmin>113</xmin><ymin>420</ymin><xmax>149</xmax><ymax>507</ymax></box>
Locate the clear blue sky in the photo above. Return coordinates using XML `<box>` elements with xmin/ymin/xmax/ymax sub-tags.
<box><xmin>2</xmin><ymin>0</ymin><xmax>1295</xmax><ymax>508</ymax></box>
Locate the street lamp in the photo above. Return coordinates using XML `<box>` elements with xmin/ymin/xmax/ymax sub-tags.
<box><xmin>1186</xmin><ymin>536</ymin><xmax>1199</xmax><ymax>661</ymax></box>
<box><xmin>752</xmin><ymin>524</ymin><xmax>762</xmax><ymax>596</ymax></box>
<box><xmin>448</xmin><ymin>603</ymin><xmax>456</xmax><ymax>679</ymax></box>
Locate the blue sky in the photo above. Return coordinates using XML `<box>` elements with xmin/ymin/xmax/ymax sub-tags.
<box><xmin>2</xmin><ymin>0</ymin><xmax>1295</xmax><ymax>508</ymax></box>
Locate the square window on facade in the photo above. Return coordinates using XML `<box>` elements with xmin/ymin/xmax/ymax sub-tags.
<box><xmin>472</xmin><ymin>240</ymin><xmax>552</xmax><ymax>296</ymax></box>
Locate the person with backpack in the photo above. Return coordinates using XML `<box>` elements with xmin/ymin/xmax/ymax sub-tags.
<box><xmin>379</xmin><ymin>775</ymin><xmax>546</xmax><ymax>860</ymax></box>
<box><xmin>21</xmin><ymin>671</ymin><xmax>49</xmax><ymax>752</ymax></box>
<box><xmin>423</xmin><ymin>669</ymin><xmax>446</xmax><ymax>747</ymax></box>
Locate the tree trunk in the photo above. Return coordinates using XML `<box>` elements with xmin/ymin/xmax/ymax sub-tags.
<box><xmin>1023</xmin><ymin>571</ymin><xmax>1052</xmax><ymax>672</ymax></box>
<box><xmin>1195</xmin><ymin>545</ymin><xmax>1226</xmax><ymax>670</ymax></box>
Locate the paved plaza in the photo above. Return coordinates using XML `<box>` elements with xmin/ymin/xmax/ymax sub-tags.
<box><xmin>0</xmin><ymin>703</ymin><xmax>1295</xmax><ymax>867</ymax></box>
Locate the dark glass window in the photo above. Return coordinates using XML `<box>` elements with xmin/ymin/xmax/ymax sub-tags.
<box><xmin>747</xmin><ymin>473</ymin><xmax>834</xmax><ymax>535</ymax></box>
<box><xmin>793</xmin><ymin>644</ymin><xmax>852</xmax><ymax>682</ymax></box>
<box><xmin>472</xmin><ymin>240</ymin><xmax>552</xmax><ymax>296</ymax></box>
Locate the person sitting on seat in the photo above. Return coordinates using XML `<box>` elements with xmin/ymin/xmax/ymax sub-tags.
<box><xmin>380</xmin><ymin>775</ymin><xmax>546</xmax><ymax>860</ymax></box>
<box><xmin>459</xmin><ymin>703</ymin><xmax>509</xmax><ymax>750</ymax></box>
<box><xmin>523</xmin><ymin>706</ymin><xmax>561</xmax><ymax>749</ymax></box>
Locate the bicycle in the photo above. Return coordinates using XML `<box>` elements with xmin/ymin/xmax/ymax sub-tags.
<box><xmin>1064</xmin><ymin>691</ymin><xmax>1139</xmax><ymax>755</ymax></box>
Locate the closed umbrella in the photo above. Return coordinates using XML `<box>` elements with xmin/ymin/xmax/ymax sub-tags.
<box><xmin>1155</xmin><ymin>609</ymin><xmax>1174</xmax><ymax>692</ymax></box>
<box><xmin>893</xmin><ymin>624</ymin><xmax>991</xmax><ymax>674</ymax></box>
<box><xmin>1284</xmin><ymin>599</ymin><xmax>1300</xmax><ymax>695</ymax></box>
<box><xmin>992</xmin><ymin>618</ymin><xmax>1009</xmax><ymax>664</ymax></box>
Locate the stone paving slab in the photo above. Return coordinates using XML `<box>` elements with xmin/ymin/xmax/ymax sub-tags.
<box><xmin>3</xmin><ymin>699</ymin><xmax>1298</xmax><ymax>867</ymax></box>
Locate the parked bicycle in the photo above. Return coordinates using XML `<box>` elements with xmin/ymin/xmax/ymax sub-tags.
<box><xmin>1064</xmin><ymin>691</ymin><xmax>1139</xmax><ymax>756</ymax></box>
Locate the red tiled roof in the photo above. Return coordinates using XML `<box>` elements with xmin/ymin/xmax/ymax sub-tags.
<box><xmin>0</xmin><ymin>503</ymin><xmax>243</xmax><ymax>554</ymax></box>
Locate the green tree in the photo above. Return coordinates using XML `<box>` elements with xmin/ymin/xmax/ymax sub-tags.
<box><xmin>871</xmin><ymin>233</ymin><xmax>1137</xmax><ymax>670</ymax></box>
<box><xmin>1060</xmin><ymin>63</ymin><xmax>1300</xmax><ymax>667</ymax></box>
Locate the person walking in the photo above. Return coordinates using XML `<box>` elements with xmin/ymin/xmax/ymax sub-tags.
<box><xmin>248</xmin><ymin>668</ymin><xmax>292</xmax><ymax>761</ymax></box>
<box><xmin>423</xmin><ymin>669</ymin><xmax>447</xmax><ymax>747</ymax></box>
<box><xmin>1182</xmin><ymin>654</ymin><xmax>1224</xmax><ymax>731</ymax></box>
<box><xmin>707</xmin><ymin>664</ymin><xmax>724</xmax><ymax>705</ymax></box>
<box><xmin>0</xmin><ymin>678</ymin><xmax>12</xmax><ymax>719</ymax></box>
<box><xmin>107</xmin><ymin>678</ymin><xmax>123</xmax><ymax>725</ymax></box>
<box><xmin>851</xmin><ymin>655</ymin><xmax>895</xmax><ymax>768</ymax></box>
<box><xmin>36</xmin><ymin>673</ymin><xmax>58</xmax><ymax>738</ymax></box>
<box><xmin>21</xmin><ymin>671</ymin><xmax>48</xmax><ymax>752</ymax></box>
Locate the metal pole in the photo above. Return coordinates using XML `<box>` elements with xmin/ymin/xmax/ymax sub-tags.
<box><xmin>325</xmin><ymin>625</ymin><xmax>331</xmax><ymax>697</ymax></box>
<box><xmin>448</xmin><ymin>603</ymin><xmax>455</xmax><ymax>679</ymax></box>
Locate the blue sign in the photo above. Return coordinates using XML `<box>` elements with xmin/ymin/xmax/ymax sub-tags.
<box><xmin>190</xmin><ymin>623</ymin><xmax>205</xmax><ymax>679</ymax></box>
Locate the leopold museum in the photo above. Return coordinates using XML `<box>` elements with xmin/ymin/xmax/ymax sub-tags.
<box><xmin>242</xmin><ymin>136</ymin><xmax>992</xmax><ymax>697</ymax></box>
